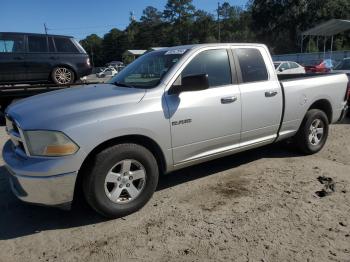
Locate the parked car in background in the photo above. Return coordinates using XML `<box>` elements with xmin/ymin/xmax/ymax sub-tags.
<box><xmin>3</xmin><ymin>43</ymin><xmax>349</xmax><ymax>218</ymax></box>
<box><xmin>0</xmin><ymin>32</ymin><xmax>92</xmax><ymax>85</ymax></box>
<box><xmin>304</xmin><ymin>59</ymin><xmax>336</xmax><ymax>73</ymax></box>
<box><xmin>96</xmin><ymin>66</ymin><xmax>118</xmax><ymax>78</ymax></box>
<box><xmin>333</xmin><ymin>57</ymin><xmax>350</xmax><ymax>74</ymax></box>
<box><xmin>106</xmin><ymin>61</ymin><xmax>124</xmax><ymax>68</ymax></box>
<box><xmin>274</xmin><ymin>61</ymin><xmax>305</xmax><ymax>74</ymax></box>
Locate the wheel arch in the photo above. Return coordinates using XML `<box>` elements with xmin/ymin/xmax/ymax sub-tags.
<box><xmin>73</xmin><ymin>134</ymin><xmax>167</xmax><ymax>203</ymax></box>
<box><xmin>307</xmin><ymin>99</ymin><xmax>333</xmax><ymax>123</ymax></box>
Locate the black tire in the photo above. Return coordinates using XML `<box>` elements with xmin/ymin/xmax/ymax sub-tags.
<box><xmin>295</xmin><ymin>109</ymin><xmax>329</xmax><ymax>154</ymax></box>
<box><xmin>51</xmin><ymin>67</ymin><xmax>75</xmax><ymax>85</ymax></box>
<box><xmin>83</xmin><ymin>143</ymin><xmax>159</xmax><ymax>218</ymax></box>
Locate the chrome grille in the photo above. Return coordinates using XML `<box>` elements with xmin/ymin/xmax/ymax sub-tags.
<box><xmin>5</xmin><ymin>115</ymin><xmax>27</xmax><ymax>156</ymax></box>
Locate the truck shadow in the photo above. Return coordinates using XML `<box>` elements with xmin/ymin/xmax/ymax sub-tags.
<box><xmin>0</xmin><ymin>143</ymin><xmax>299</xmax><ymax>240</ymax></box>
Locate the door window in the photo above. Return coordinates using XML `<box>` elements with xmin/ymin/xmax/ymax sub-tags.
<box><xmin>181</xmin><ymin>49</ymin><xmax>232</xmax><ymax>87</ymax></box>
<box><xmin>28</xmin><ymin>35</ymin><xmax>48</xmax><ymax>52</ymax></box>
<box><xmin>54</xmin><ymin>37</ymin><xmax>79</xmax><ymax>53</ymax></box>
<box><xmin>0</xmin><ymin>34</ymin><xmax>25</xmax><ymax>53</ymax></box>
<box><xmin>235</xmin><ymin>48</ymin><xmax>268</xmax><ymax>83</ymax></box>
<box><xmin>289</xmin><ymin>62</ymin><xmax>299</xmax><ymax>69</ymax></box>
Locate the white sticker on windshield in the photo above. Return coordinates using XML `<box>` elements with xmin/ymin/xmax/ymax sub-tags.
<box><xmin>165</xmin><ymin>49</ymin><xmax>187</xmax><ymax>55</ymax></box>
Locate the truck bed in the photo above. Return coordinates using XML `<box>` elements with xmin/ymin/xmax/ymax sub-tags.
<box><xmin>276</xmin><ymin>73</ymin><xmax>348</xmax><ymax>141</ymax></box>
<box><xmin>277</xmin><ymin>72</ymin><xmax>344</xmax><ymax>81</ymax></box>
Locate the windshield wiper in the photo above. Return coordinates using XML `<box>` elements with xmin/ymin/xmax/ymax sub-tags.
<box><xmin>113</xmin><ymin>81</ymin><xmax>134</xmax><ymax>88</ymax></box>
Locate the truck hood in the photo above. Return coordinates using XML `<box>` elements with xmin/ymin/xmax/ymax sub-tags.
<box><xmin>6</xmin><ymin>84</ymin><xmax>146</xmax><ymax>130</ymax></box>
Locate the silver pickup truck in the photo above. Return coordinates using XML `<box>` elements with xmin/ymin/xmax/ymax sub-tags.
<box><xmin>3</xmin><ymin>44</ymin><xmax>349</xmax><ymax>218</ymax></box>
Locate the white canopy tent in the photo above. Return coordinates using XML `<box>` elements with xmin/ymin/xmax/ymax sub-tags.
<box><xmin>301</xmin><ymin>19</ymin><xmax>350</xmax><ymax>57</ymax></box>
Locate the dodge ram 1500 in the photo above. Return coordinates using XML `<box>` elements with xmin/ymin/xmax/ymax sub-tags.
<box><xmin>3</xmin><ymin>44</ymin><xmax>349</xmax><ymax>218</ymax></box>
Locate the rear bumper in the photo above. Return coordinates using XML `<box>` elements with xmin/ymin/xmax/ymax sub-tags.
<box><xmin>76</xmin><ymin>65</ymin><xmax>92</xmax><ymax>78</ymax></box>
<box><xmin>338</xmin><ymin>104</ymin><xmax>348</xmax><ymax>121</ymax></box>
<box><xmin>2</xmin><ymin>140</ymin><xmax>78</xmax><ymax>208</ymax></box>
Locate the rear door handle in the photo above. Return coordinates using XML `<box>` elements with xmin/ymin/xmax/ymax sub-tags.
<box><xmin>50</xmin><ymin>56</ymin><xmax>58</xmax><ymax>60</ymax></box>
<box><xmin>265</xmin><ymin>91</ymin><xmax>278</xmax><ymax>97</ymax></box>
<box><xmin>14</xmin><ymin>56</ymin><xmax>24</xmax><ymax>60</ymax></box>
<box><xmin>221</xmin><ymin>96</ymin><xmax>237</xmax><ymax>104</ymax></box>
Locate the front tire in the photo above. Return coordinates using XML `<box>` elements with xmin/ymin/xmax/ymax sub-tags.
<box><xmin>51</xmin><ymin>67</ymin><xmax>75</xmax><ymax>85</ymax></box>
<box><xmin>295</xmin><ymin>109</ymin><xmax>329</xmax><ymax>154</ymax></box>
<box><xmin>83</xmin><ymin>143</ymin><xmax>159</xmax><ymax>218</ymax></box>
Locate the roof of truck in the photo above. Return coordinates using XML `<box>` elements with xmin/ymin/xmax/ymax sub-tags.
<box><xmin>0</xmin><ymin>32</ymin><xmax>74</xmax><ymax>38</ymax></box>
<box><xmin>159</xmin><ymin>43</ymin><xmax>267</xmax><ymax>51</ymax></box>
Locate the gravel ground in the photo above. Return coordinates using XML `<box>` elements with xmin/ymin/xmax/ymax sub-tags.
<box><xmin>0</xmin><ymin>118</ymin><xmax>349</xmax><ymax>262</ymax></box>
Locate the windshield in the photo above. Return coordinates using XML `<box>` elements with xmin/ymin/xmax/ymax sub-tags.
<box><xmin>274</xmin><ymin>63</ymin><xmax>281</xmax><ymax>69</ymax></box>
<box><xmin>109</xmin><ymin>50</ymin><xmax>187</xmax><ymax>89</ymax></box>
<box><xmin>334</xmin><ymin>59</ymin><xmax>350</xmax><ymax>70</ymax></box>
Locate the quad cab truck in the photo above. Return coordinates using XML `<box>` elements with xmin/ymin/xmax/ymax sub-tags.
<box><xmin>3</xmin><ymin>44</ymin><xmax>349</xmax><ymax>218</ymax></box>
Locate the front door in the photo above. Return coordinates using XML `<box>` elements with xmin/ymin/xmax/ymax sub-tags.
<box><xmin>0</xmin><ymin>33</ymin><xmax>26</xmax><ymax>83</ymax></box>
<box><xmin>165</xmin><ymin>48</ymin><xmax>242</xmax><ymax>164</ymax></box>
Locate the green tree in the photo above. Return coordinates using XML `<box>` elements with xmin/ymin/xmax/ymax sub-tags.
<box><xmin>80</xmin><ymin>34</ymin><xmax>103</xmax><ymax>66</ymax></box>
<box><xmin>163</xmin><ymin>0</ymin><xmax>195</xmax><ymax>23</ymax></box>
<box><xmin>191</xmin><ymin>10</ymin><xmax>217</xmax><ymax>43</ymax></box>
<box><xmin>218</xmin><ymin>2</ymin><xmax>243</xmax><ymax>42</ymax></box>
<box><xmin>163</xmin><ymin>0</ymin><xmax>196</xmax><ymax>44</ymax></box>
<box><xmin>102</xmin><ymin>28</ymin><xmax>125</xmax><ymax>62</ymax></box>
<box><xmin>141</xmin><ymin>6</ymin><xmax>163</xmax><ymax>24</ymax></box>
<box><xmin>249</xmin><ymin>0</ymin><xmax>350</xmax><ymax>53</ymax></box>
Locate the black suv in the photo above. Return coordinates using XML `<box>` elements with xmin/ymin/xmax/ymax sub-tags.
<box><xmin>0</xmin><ymin>32</ymin><xmax>92</xmax><ymax>85</ymax></box>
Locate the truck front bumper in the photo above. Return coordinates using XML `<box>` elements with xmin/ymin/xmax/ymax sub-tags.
<box><xmin>3</xmin><ymin>140</ymin><xmax>78</xmax><ymax>209</ymax></box>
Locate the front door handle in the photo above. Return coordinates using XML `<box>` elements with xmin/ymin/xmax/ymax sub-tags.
<box><xmin>221</xmin><ymin>96</ymin><xmax>237</xmax><ymax>104</ymax></box>
<box><xmin>265</xmin><ymin>91</ymin><xmax>278</xmax><ymax>97</ymax></box>
<box><xmin>13</xmin><ymin>56</ymin><xmax>24</xmax><ymax>60</ymax></box>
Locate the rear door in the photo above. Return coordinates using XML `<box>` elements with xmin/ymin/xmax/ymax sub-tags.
<box><xmin>165</xmin><ymin>48</ymin><xmax>242</xmax><ymax>164</ymax></box>
<box><xmin>25</xmin><ymin>35</ymin><xmax>54</xmax><ymax>81</ymax></box>
<box><xmin>0</xmin><ymin>33</ymin><xmax>26</xmax><ymax>82</ymax></box>
<box><xmin>233</xmin><ymin>47</ymin><xmax>282</xmax><ymax>145</ymax></box>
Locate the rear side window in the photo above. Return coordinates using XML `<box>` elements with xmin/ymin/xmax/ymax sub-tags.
<box><xmin>289</xmin><ymin>62</ymin><xmax>299</xmax><ymax>69</ymax></box>
<box><xmin>0</xmin><ymin>34</ymin><xmax>25</xmax><ymax>53</ymax></box>
<box><xmin>182</xmin><ymin>49</ymin><xmax>232</xmax><ymax>87</ymax></box>
<box><xmin>28</xmin><ymin>35</ymin><xmax>48</xmax><ymax>52</ymax></box>
<box><xmin>279</xmin><ymin>62</ymin><xmax>290</xmax><ymax>71</ymax></box>
<box><xmin>54</xmin><ymin>37</ymin><xmax>79</xmax><ymax>53</ymax></box>
<box><xmin>235</xmin><ymin>48</ymin><xmax>268</xmax><ymax>83</ymax></box>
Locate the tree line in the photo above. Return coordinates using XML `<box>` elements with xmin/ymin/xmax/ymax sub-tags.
<box><xmin>80</xmin><ymin>0</ymin><xmax>350</xmax><ymax>66</ymax></box>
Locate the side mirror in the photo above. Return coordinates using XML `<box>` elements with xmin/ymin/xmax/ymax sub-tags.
<box><xmin>168</xmin><ymin>74</ymin><xmax>209</xmax><ymax>95</ymax></box>
<box><xmin>279</xmin><ymin>68</ymin><xmax>285</xmax><ymax>72</ymax></box>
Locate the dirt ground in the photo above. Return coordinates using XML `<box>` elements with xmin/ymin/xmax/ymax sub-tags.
<box><xmin>0</xmin><ymin>118</ymin><xmax>349</xmax><ymax>262</ymax></box>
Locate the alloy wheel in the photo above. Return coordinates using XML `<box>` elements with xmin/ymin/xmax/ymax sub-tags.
<box><xmin>308</xmin><ymin>119</ymin><xmax>324</xmax><ymax>146</ymax></box>
<box><xmin>104</xmin><ymin>159</ymin><xmax>146</xmax><ymax>204</ymax></box>
<box><xmin>54</xmin><ymin>67</ymin><xmax>72</xmax><ymax>84</ymax></box>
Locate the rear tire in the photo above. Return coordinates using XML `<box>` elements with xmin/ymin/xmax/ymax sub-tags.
<box><xmin>83</xmin><ymin>143</ymin><xmax>159</xmax><ymax>218</ymax></box>
<box><xmin>295</xmin><ymin>109</ymin><xmax>329</xmax><ymax>154</ymax></box>
<box><xmin>51</xmin><ymin>67</ymin><xmax>75</xmax><ymax>85</ymax></box>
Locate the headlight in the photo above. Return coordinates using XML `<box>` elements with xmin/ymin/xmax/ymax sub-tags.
<box><xmin>24</xmin><ymin>131</ymin><xmax>79</xmax><ymax>157</ymax></box>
